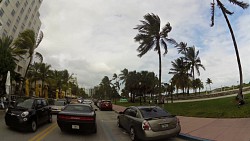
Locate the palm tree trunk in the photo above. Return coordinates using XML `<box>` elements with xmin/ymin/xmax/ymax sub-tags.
<box><xmin>219</xmin><ymin>1</ymin><xmax>244</xmax><ymax>103</ymax></box>
<box><xmin>20</xmin><ymin>57</ymin><xmax>32</xmax><ymax>96</ymax></box>
<box><xmin>158</xmin><ymin>46</ymin><xmax>162</xmax><ymax>103</ymax></box>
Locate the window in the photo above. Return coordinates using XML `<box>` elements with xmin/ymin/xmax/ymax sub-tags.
<box><xmin>0</xmin><ymin>8</ymin><xmax>4</xmax><ymax>17</ymax></box>
<box><xmin>17</xmin><ymin>66</ymin><xmax>22</xmax><ymax>72</ymax></box>
<box><xmin>16</xmin><ymin>16</ymin><xmax>20</xmax><ymax>23</ymax></box>
<box><xmin>139</xmin><ymin>107</ymin><xmax>170</xmax><ymax>119</ymax></box>
<box><xmin>6</xmin><ymin>19</ymin><xmax>11</xmax><ymax>27</ymax></box>
<box><xmin>21</xmin><ymin>23</ymin><xmax>25</xmax><ymax>30</ymax></box>
<box><xmin>11</xmin><ymin>9</ymin><xmax>15</xmax><ymax>17</ymax></box>
<box><xmin>16</xmin><ymin>1</ymin><xmax>20</xmax><ymax>8</ymax></box>
<box><xmin>20</xmin><ymin>8</ymin><xmax>24</xmax><ymax>14</ymax></box>
<box><xmin>12</xmin><ymin>25</ymin><xmax>17</xmax><ymax>33</ymax></box>
<box><xmin>41</xmin><ymin>99</ymin><xmax>48</xmax><ymax>106</ymax></box>
<box><xmin>4</xmin><ymin>0</ymin><xmax>9</xmax><ymax>7</ymax></box>
<box><xmin>25</xmin><ymin>15</ymin><xmax>28</xmax><ymax>21</ymax></box>
<box><xmin>24</xmin><ymin>0</ymin><xmax>28</xmax><ymax>7</ymax></box>
<box><xmin>2</xmin><ymin>29</ymin><xmax>7</xmax><ymax>37</ymax></box>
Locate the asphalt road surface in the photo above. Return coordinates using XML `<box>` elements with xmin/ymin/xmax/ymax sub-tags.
<box><xmin>0</xmin><ymin>106</ymin><xmax>190</xmax><ymax>141</ymax></box>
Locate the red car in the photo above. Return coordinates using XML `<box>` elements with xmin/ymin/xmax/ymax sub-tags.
<box><xmin>99</xmin><ymin>100</ymin><xmax>112</xmax><ymax>111</ymax></box>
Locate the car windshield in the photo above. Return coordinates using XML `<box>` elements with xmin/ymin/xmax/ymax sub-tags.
<box><xmin>64</xmin><ymin>105</ymin><xmax>92</xmax><ymax>112</ymax></box>
<box><xmin>139</xmin><ymin>107</ymin><xmax>171</xmax><ymax>119</ymax></box>
<box><xmin>16</xmin><ymin>99</ymin><xmax>34</xmax><ymax>109</ymax></box>
<box><xmin>54</xmin><ymin>101</ymin><xmax>65</xmax><ymax>106</ymax></box>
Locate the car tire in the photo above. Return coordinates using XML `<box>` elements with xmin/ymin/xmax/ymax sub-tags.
<box><xmin>30</xmin><ymin>120</ymin><xmax>37</xmax><ymax>132</ymax></box>
<box><xmin>129</xmin><ymin>127</ymin><xmax>138</xmax><ymax>141</ymax></box>
<box><xmin>48</xmin><ymin>114</ymin><xmax>52</xmax><ymax>123</ymax></box>
<box><xmin>60</xmin><ymin>128</ymin><xmax>66</xmax><ymax>133</ymax></box>
<box><xmin>117</xmin><ymin>118</ymin><xmax>122</xmax><ymax>128</ymax></box>
<box><xmin>92</xmin><ymin>125</ymin><xmax>97</xmax><ymax>134</ymax></box>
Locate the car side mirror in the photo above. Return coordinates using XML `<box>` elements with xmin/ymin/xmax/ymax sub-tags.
<box><xmin>119</xmin><ymin>111</ymin><xmax>124</xmax><ymax>114</ymax></box>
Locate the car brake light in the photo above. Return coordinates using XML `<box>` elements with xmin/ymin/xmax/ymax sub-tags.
<box><xmin>142</xmin><ymin>120</ymin><xmax>151</xmax><ymax>130</ymax></box>
<box><xmin>58</xmin><ymin>115</ymin><xmax>94</xmax><ymax>121</ymax></box>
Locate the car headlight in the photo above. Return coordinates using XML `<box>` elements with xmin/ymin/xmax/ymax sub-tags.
<box><xmin>21</xmin><ymin>111</ymin><xmax>29</xmax><ymax>117</ymax></box>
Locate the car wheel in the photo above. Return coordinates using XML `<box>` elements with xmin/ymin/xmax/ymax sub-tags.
<box><xmin>129</xmin><ymin>127</ymin><xmax>138</xmax><ymax>141</ymax></box>
<box><xmin>60</xmin><ymin>128</ymin><xmax>66</xmax><ymax>133</ymax></box>
<box><xmin>48</xmin><ymin>114</ymin><xmax>52</xmax><ymax>123</ymax></box>
<box><xmin>30</xmin><ymin>120</ymin><xmax>37</xmax><ymax>132</ymax></box>
<box><xmin>117</xmin><ymin>118</ymin><xmax>122</xmax><ymax>128</ymax></box>
<box><xmin>92</xmin><ymin>125</ymin><xmax>97</xmax><ymax>134</ymax></box>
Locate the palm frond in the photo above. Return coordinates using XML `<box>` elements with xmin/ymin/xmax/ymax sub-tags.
<box><xmin>210</xmin><ymin>1</ymin><xmax>215</xmax><ymax>27</ymax></box>
<box><xmin>165</xmin><ymin>38</ymin><xmax>178</xmax><ymax>46</ymax></box>
<box><xmin>36</xmin><ymin>31</ymin><xmax>43</xmax><ymax>48</ymax></box>
<box><xmin>229</xmin><ymin>0</ymin><xmax>249</xmax><ymax>9</ymax></box>
<box><xmin>217</xmin><ymin>0</ymin><xmax>234</xmax><ymax>15</ymax></box>
<box><xmin>35</xmin><ymin>52</ymin><xmax>43</xmax><ymax>62</ymax></box>
<box><xmin>161</xmin><ymin>39</ymin><xmax>168</xmax><ymax>55</ymax></box>
<box><xmin>161</xmin><ymin>22</ymin><xmax>172</xmax><ymax>37</ymax></box>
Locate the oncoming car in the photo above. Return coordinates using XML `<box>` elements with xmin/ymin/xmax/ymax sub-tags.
<box><xmin>117</xmin><ymin>106</ymin><xmax>181</xmax><ymax>141</ymax></box>
<box><xmin>57</xmin><ymin>103</ymin><xmax>97</xmax><ymax>133</ymax></box>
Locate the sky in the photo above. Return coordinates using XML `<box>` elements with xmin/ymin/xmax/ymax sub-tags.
<box><xmin>38</xmin><ymin>0</ymin><xmax>250</xmax><ymax>90</ymax></box>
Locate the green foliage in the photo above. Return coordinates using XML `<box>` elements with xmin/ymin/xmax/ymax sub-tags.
<box><xmin>116</xmin><ymin>93</ymin><xmax>250</xmax><ymax>118</ymax></box>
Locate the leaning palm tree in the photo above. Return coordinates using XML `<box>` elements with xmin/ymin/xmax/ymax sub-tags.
<box><xmin>210</xmin><ymin>0</ymin><xmax>249</xmax><ymax>104</ymax></box>
<box><xmin>134</xmin><ymin>13</ymin><xmax>177</xmax><ymax>102</ymax></box>
<box><xmin>14</xmin><ymin>29</ymin><xmax>43</xmax><ymax>95</ymax></box>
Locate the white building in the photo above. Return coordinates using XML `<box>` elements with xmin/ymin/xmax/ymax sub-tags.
<box><xmin>0</xmin><ymin>0</ymin><xmax>43</xmax><ymax>77</ymax></box>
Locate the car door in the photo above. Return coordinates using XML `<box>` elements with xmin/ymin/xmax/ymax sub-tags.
<box><xmin>41</xmin><ymin>99</ymin><xmax>49</xmax><ymax>122</ymax></box>
<box><xmin>35</xmin><ymin>99</ymin><xmax>44</xmax><ymax>125</ymax></box>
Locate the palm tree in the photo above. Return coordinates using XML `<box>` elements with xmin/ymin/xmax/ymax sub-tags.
<box><xmin>210</xmin><ymin>0</ymin><xmax>249</xmax><ymax>104</ymax></box>
<box><xmin>134</xmin><ymin>13</ymin><xmax>177</xmax><ymax>101</ymax></box>
<box><xmin>14</xmin><ymin>29</ymin><xmax>43</xmax><ymax>95</ymax></box>
<box><xmin>119</xmin><ymin>68</ymin><xmax>129</xmax><ymax>84</ymax></box>
<box><xmin>0</xmin><ymin>36</ymin><xmax>27</xmax><ymax>96</ymax></box>
<box><xmin>184</xmin><ymin>46</ymin><xmax>205</xmax><ymax>93</ymax></box>
<box><xmin>38</xmin><ymin>63</ymin><xmax>51</xmax><ymax>97</ymax></box>
<box><xmin>206</xmin><ymin>78</ymin><xmax>213</xmax><ymax>93</ymax></box>
<box><xmin>169</xmin><ymin>58</ymin><xmax>190</xmax><ymax>96</ymax></box>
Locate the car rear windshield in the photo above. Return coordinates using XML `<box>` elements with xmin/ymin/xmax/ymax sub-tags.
<box><xmin>64</xmin><ymin>105</ymin><xmax>92</xmax><ymax>112</ymax></box>
<box><xmin>139</xmin><ymin>107</ymin><xmax>171</xmax><ymax>119</ymax></box>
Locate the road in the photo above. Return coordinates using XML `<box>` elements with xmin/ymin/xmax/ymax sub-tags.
<box><xmin>0</xmin><ymin>105</ymin><xmax>190</xmax><ymax>141</ymax></box>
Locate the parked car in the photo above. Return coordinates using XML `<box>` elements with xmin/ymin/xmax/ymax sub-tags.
<box><xmin>117</xmin><ymin>106</ymin><xmax>181</xmax><ymax>141</ymax></box>
<box><xmin>57</xmin><ymin>103</ymin><xmax>97</xmax><ymax>133</ymax></box>
<box><xmin>99</xmin><ymin>100</ymin><xmax>112</xmax><ymax>111</ymax></box>
<box><xmin>50</xmin><ymin>100</ymin><xmax>67</xmax><ymax>114</ymax></box>
<box><xmin>5</xmin><ymin>97</ymin><xmax>52</xmax><ymax>132</ymax></box>
<box><xmin>82</xmin><ymin>99</ymin><xmax>92</xmax><ymax>105</ymax></box>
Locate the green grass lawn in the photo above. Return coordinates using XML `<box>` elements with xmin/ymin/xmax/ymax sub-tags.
<box><xmin>115</xmin><ymin>93</ymin><xmax>250</xmax><ymax>118</ymax></box>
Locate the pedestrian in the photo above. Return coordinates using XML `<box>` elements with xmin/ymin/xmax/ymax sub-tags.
<box><xmin>0</xmin><ymin>97</ymin><xmax>4</xmax><ymax>109</ymax></box>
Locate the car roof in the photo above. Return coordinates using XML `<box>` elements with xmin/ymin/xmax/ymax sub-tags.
<box><xmin>130</xmin><ymin>106</ymin><xmax>158</xmax><ymax>109</ymax></box>
<box><xmin>67</xmin><ymin>103</ymin><xmax>91</xmax><ymax>107</ymax></box>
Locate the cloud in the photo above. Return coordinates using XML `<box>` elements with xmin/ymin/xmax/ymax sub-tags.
<box><xmin>38</xmin><ymin>0</ymin><xmax>250</xmax><ymax>89</ymax></box>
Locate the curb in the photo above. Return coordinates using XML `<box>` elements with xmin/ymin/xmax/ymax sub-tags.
<box><xmin>179</xmin><ymin>133</ymin><xmax>213</xmax><ymax>141</ymax></box>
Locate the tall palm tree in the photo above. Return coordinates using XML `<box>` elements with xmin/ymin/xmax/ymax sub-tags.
<box><xmin>119</xmin><ymin>68</ymin><xmax>128</xmax><ymax>84</ymax></box>
<box><xmin>184</xmin><ymin>46</ymin><xmax>205</xmax><ymax>93</ymax></box>
<box><xmin>38</xmin><ymin>63</ymin><xmax>51</xmax><ymax>97</ymax></box>
<box><xmin>134</xmin><ymin>13</ymin><xmax>177</xmax><ymax>101</ymax></box>
<box><xmin>14</xmin><ymin>29</ymin><xmax>43</xmax><ymax>95</ymax></box>
<box><xmin>210</xmin><ymin>0</ymin><xmax>249</xmax><ymax>104</ymax></box>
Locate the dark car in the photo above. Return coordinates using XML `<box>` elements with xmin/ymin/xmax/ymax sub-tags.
<box><xmin>5</xmin><ymin>98</ymin><xmax>52</xmax><ymax>132</ymax></box>
<box><xmin>99</xmin><ymin>100</ymin><xmax>112</xmax><ymax>111</ymax></box>
<box><xmin>117</xmin><ymin>106</ymin><xmax>181</xmax><ymax>141</ymax></box>
<box><xmin>57</xmin><ymin>103</ymin><xmax>97</xmax><ymax>133</ymax></box>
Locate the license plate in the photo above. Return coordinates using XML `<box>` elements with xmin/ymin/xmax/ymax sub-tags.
<box><xmin>72</xmin><ymin>125</ymin><xmax>79</xmax><ymax>129</ymax></box>
<box><xmin>161</xmin><ymin>124</ymin><xmax>168</xmax><ymax>128</ymax></box>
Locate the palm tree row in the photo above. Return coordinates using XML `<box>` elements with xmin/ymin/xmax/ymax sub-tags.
<box><xmin>0</xmin><ymin>29</ymin><xmax>87</xmax><ymax>99</ymax></box>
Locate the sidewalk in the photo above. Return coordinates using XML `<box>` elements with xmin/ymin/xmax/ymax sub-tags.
<box><xmin>112</xmin><ymin>104</ymin><xmax>250</xmax><ymax>141</ymax></box>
